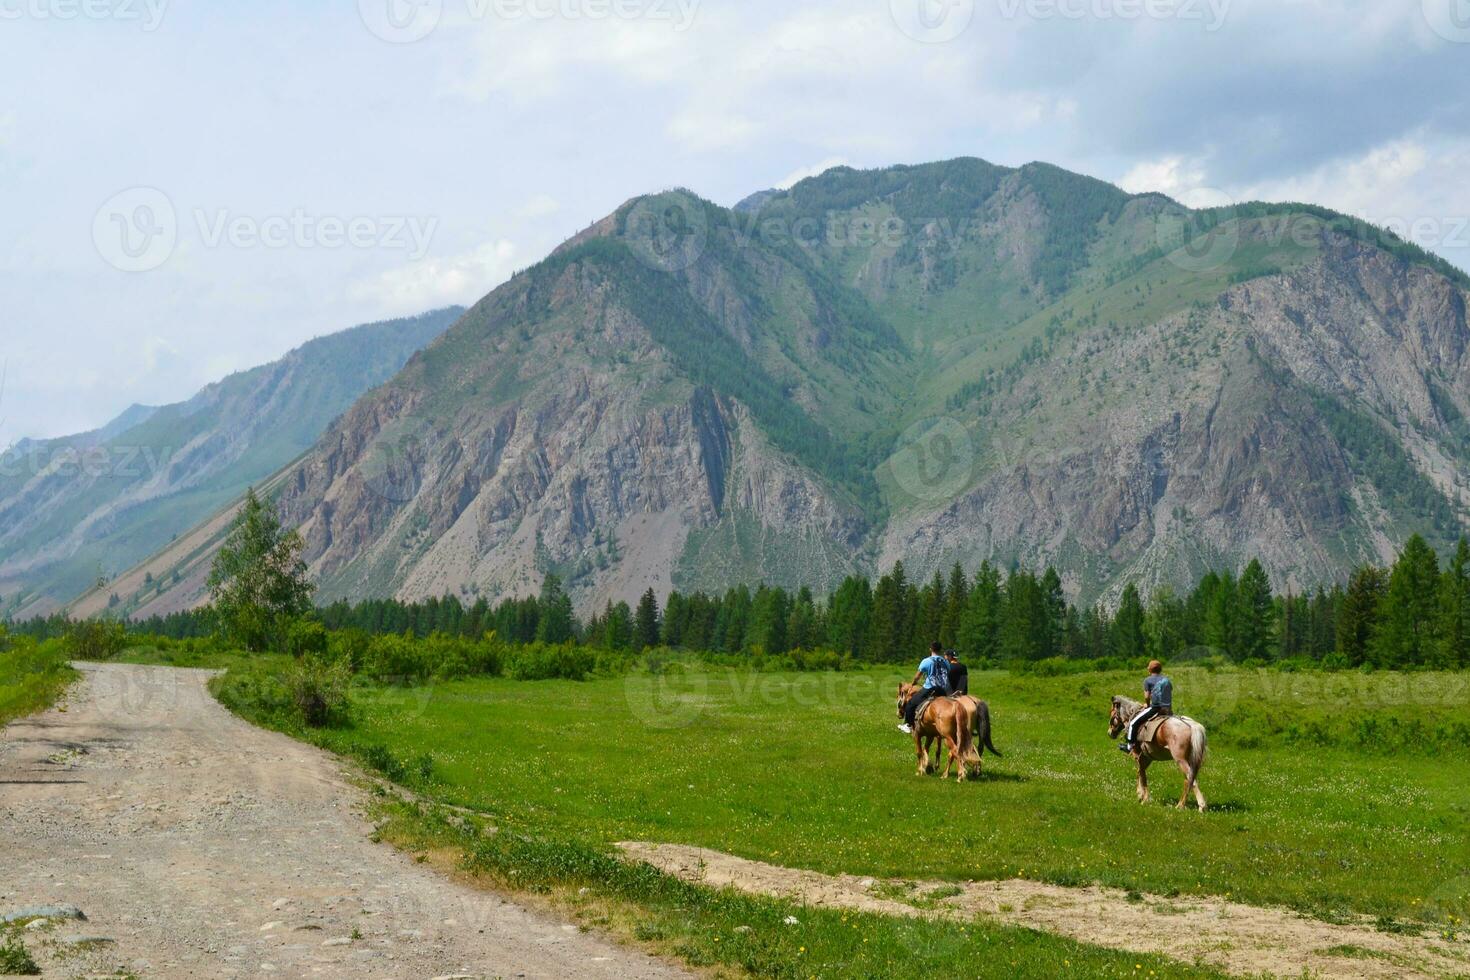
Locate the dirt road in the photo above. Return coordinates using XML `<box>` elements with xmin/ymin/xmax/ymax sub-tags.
<box><xmin>620</xmin><ymin>842</ymin><xmax>1470</xmax><ymax>980</ymax></box>
<box><xmin>0</xmin><ymin>662</ymin><xmax>688</xmax><ymax>980</ymax></box>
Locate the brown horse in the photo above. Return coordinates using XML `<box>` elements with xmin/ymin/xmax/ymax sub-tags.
<box><xmin>1108</xmin><ymin>696</ymin><xmax>1208</xmax><ymax>812</ymax></box>
<box><xmin>897</xmin><ymin>684</ymin><xmax>973</xmax><ymax>781</ymax></box>
<box><xmin>922</xmin><ymin>694</ymin><xmax>1001</xmax><ymax>777</ymax></box>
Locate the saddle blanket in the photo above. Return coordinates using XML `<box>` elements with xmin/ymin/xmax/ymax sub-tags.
<box><xmin>1136</xmin><ymin>713</ymin><xmax>1194</xmax><ymax>742</ymax></box>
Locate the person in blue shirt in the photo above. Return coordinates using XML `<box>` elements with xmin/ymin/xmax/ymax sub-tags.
<box><xmin>898</xmin><ymin>642</ymin><xmax>951</xmax><ymax>734</ymax></box>
<box><xmin>1121</xmin><ymin>660</ymin><xmax>1174</xmax><ymax>753</ymax></box>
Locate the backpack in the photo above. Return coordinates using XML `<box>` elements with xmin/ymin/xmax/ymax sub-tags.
<box><xmin>928</xmin><ymin>655</ymin><xmax>950</xmax><ymax>692</ymax></box>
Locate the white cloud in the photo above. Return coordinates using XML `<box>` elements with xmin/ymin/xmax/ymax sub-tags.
<box><xmin>1117</xmin><ymin>155</ymin><xmax>1230</xmax><ymax>207</ymax></box>
<box><xmin>349</xmin><ymin>240</ymin><xmax>520</xmax><ymax>316</ymax></box>
<box><xmin>516</xmin><ymin>194</ymin><xmax>562</xmax><ymax>219</ymax></box>
<box><xmin>1237</xmin><ymin>135</ymin><xmax>1470</xmax><ymax>266</ymax></box>
<box><xmin>775</xmin><ymin>156</ymin><xmax>849</xmax><ymax>190</ymax></box>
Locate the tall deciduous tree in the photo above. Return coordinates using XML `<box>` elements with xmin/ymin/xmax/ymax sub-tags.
<box><xmin>208</xmin><ymin>488</ymin><xmax>314</xmax><ymax>652</ymax></box>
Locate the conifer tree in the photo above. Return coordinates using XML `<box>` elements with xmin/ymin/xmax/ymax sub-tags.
<box><xmin>1111</xmin><ymin>582</ymin><xmax>1146</xmax><ymax>661</ymax></box>
<box><xmin>634</xmin><ymin>588</ymin><xmax>661</xmax><ymax>650</ymax></box>
<box><xmin>1437</xmin><ymin>537</ymin><xmax>1470</xmax><ymax>669</ymax></box>
<box><xmin>1372</xmin><ymin>534</ymin><xmax>1439</xmax><ymax>668</ymax></box>
<box><xmin>1236</xmin><ymin>559</ymin><xmax>1275</xmax><ymax>661</ymax></box>
<box><xmin>1337</xmin><ymin>565</ymin><xmax>1387</xmax><ymax>666</ymax></box>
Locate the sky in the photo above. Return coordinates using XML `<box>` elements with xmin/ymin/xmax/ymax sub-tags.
<box><xmin>2</xmin><ymin>0</ymin><xmax>1468</xmax><ymax>440</ymax></box>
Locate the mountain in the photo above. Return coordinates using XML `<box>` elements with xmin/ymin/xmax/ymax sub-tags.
<box><xmin>0</xmin><ymin>307</ymin><xmax>463</xmax><ymax>617</ymax></box>
<box><xmin>110</xmin><ymin>158</ymin><xmax>1470</xmax><ymax>616</ymax></box>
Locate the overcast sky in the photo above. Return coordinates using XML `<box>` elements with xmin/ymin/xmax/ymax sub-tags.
<box><xmin>2</xmin><ymin>0</ymin><xmax>1468</xmax><ymax>440</ymax></box>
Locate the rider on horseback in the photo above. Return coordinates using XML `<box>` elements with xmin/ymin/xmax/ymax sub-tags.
<box><xmin>944</xmin><ymin>649</ymin><xmax>968</xmax><ymax>696</ymax></box>
<box><xmin>1120</xmin><ymin>660</ymin><xmax>1172</xmax><ymax>753</ymax></box>
<box><xmin>898</xmin><ymin>642</ymin><xmax>950</xmax><ymax>734</ymax></box>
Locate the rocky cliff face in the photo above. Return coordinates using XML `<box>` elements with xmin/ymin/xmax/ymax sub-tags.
<box><xmin>113</xmin><ymin>160</ymin><xmax>1470</xmax><ymax>615</ymax></box>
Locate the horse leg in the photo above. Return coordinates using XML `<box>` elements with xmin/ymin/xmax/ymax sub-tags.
<box><xmin>944</xmin><ymin>727</ymin><xmax>964</xmax><ymax>782</ymax></box>
<box><xmin>1172</xmin><ymin>742</ymin><xmax>1194</xmax><ymax>809</ymax></box>
<box><xmin>915</xmin><ymin>731</ymin><xmax>928</xmax><ymax>776</ymax></box>
<box><xmin>1137</xmin><ymin>754</ymin><xmax>1151</xmax><ymax>805</ymax></box>
<box><xmin>1193</xmin><ymin>778</ymin><xmax>1208</xmax><ymax>813</ymax></box>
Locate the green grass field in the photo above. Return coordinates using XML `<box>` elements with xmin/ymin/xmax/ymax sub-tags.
<box><xmin>214</xmin><ymin>660</ymin><xmax>1470</xmax><ymax>929</ymax></box>
<box><xmin>0</xmin><ymin>638</ymin><xmax>75</xmax><ymax>726</ymax></box>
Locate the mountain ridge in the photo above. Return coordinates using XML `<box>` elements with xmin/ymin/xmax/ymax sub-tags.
<box><xmin>85</xmin><ymin>158</ymin><xmax>1470</xmax><ymax>616</ymax></box>
<box><xmin>0</xmin><ymin>307</ymin><xmax>463</xmax><ymax>617</ymax></box>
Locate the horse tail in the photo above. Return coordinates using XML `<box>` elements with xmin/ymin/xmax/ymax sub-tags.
<box><xmin>1187</xmin><ymin>721</ymin><xmax>1207</xmax><ymax>777</ymax></box>
<box><xmin>978</xmin><ymin>700</ymin><xmax>1002</xmax><ymax>757</ymax></box>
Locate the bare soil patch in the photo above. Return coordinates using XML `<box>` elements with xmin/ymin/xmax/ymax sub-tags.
<box><xmin>619</xmin><ymin>842</ymin><xmax>1470</xmax><ymax>979</ymax></box>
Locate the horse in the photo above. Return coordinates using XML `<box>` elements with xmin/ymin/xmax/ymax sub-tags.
<box><xmin>923</xmin><ymin>694</ymin><xmax>1002</xmax><ymax>777</ymax></box>
<box><xmin>954</xmin><ymin>694</ymin><xmax>1002</xmax><ymax>772</ymax></box>
<box><xmin>1108</xmin><ymin>695</ymin><xmax>1208</xmax><ymax>812</ymax></box>
<box><xmin>897</xmin><ymin>683</ymin><xmax>974</xmax><ymax>781</ymax></box>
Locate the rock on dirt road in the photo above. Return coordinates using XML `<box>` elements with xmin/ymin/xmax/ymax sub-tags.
<box><xmin>0</xmin><ymin>662</ymin><xmax>689</xmax><ymax>979</ymax></box>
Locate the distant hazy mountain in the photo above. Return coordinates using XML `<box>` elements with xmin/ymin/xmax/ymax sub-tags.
<box><xmin>118</xmin><ymin>158</ymin><xmax>1470</xmax><ymax>616</ymax></box>
<box><xmin>0</xmin><ymin>307</ymin><xmax>462</xmax><ymax>617</ymax></box>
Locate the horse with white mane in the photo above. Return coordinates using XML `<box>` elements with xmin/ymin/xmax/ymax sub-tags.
<box><xmin>1108</xmin><ymin>696</ymin><xmax>1208</xmax><ymax>812</ymax></box>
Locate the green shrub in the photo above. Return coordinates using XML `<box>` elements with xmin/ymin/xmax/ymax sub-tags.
<box><xmin>0</xmin><ymin>935</ymin><xmax>40</xmax><ymax>975</ymax></box>
<box><xmin>285</xmin><ymin>654</ymin><xmax>351</xmax><ymax>727</ymax></box>
<box><xmin>328</xmin><ymin>627</ymin><xmax>373</xmax><ymax>672</ymax></box>
<box><xmin>63</xmin><ymin>619</ymin><xmax>128</xmax><ymax>660</ymax></box>
<box><xmin>361</xmin><ymin>742</ymin><xmax>407</xmax><ymax>780</ymax></box>
<box><xmin>210</xmin><ymin>659</ymin><xmax>295</xmax><ymax>724</ymax></box>
<box><xmin>285</xmin><ymin>619</ymin><xmax>329</xmax><ymax>659</ymax></box>
<box><xmin>363</xmin><ymin>631</ymin><xmax>425</xmax><ymax>681</ymax></box>
<box><xmin>504</xmin><ymin>642</ymin><xmax>594</xmax><ymax>681</ymax></box>
<box><xmin>361</xmin><ymin>631</ymin><xmax>505</xmax><ymax>682</ymax></box>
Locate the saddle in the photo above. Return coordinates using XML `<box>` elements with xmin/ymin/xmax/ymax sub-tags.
<box><xmin>1136</xmin><ymin>712</ymin><xmax>1192</xmax><ymax>742</ymax></box>
<box><xmin>914</xmin><ymin>692</ymin><xmax>958</xmax><ymax>725</ymax></box>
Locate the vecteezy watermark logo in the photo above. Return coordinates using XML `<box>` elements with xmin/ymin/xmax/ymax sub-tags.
<box><xmin>359</xmin><ymin>0</ymin><xmax>700</xmax><ymax>42</ymax></box>
<box><xmin>358</xmin><ymin>0</ymin><xmax>442</xmax><ymax>43</ymax></box>
<box><xmin>0</xmin><ymin>0</ymin><xmax>169</xmax><ymax>30</ymax></box>
<box><xmin>92</xmin><ymin>187</ymin><xmax>439</xmax><ymax>272</ymax></box>
<box><xmin>888</xmin><ymin>416</ymin><xmax>976</xmax><ymax>505</ymax></box>
<box><xmin>361</xmin><ymin>412</ymin><xmax>439</xmax><ymax>503</ymax></box>
<box><xmin>0</xmin><ymin>442</ymin><xmax>174</xmax><ymax>480</ymax></box>
<box><xmin>93</xmin><ymin>187</ymin><xmax>177</xmax><ymax>273</ymax></box>
<box><xmin>624</xmin><ymin>193</ymin><xmax>709</xmax><ymax>273</ymax></box>
<box><xmin>623</xmin><ymin>657</ymin><xmax>710</xmax><ymax>730</ymax></box>
<box><xmin>890</xmin><ymin>0</ymin><xmax>974</xmax><ymax>43</ymax></box>
<box><xmin>1423</xmin><ymin>0</ymin><xmax>1470</xmax><ymax>43</ymax></box>
<box><xmin>1153</xmin><ymin>191</ymin><xmax>1239</xmax><ymax>274</ymax></box>
<box><xmin>995</xmin><ymin>0</ymin><xmax>1230</xmax><ymax>31</ymax></box>
<box><xmin>193</xmin><ymin>208</ymin><xmax>436</xmax><ymax>257</ymax></box>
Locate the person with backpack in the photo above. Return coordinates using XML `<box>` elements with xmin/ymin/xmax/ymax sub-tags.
<box><xmin>898</xmin><ymin>642</ymin><xmax>950</xmax><ymax>734</ymax></box>
<box><xmin>1120</xmin><ymin>659</ymin><xmax>1173</xmax><ymax>753</ymax></box>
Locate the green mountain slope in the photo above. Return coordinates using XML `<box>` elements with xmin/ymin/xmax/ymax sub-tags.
<box><xmin>0</xmin><ymin>307</ymin><xmax>462</xmax><ymax>616</ymax></box>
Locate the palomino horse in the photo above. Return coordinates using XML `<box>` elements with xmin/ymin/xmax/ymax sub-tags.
<box><xmin>897</xmin><ymin>684</ymin><xmax>974</xmax><ymax>781</ymax></box>
<box><xmin>1108</xmin><ymin>696</ymin><xmax>1208</xmax><ymax>812</ymax></box>
<box><xmin>923</xmin><ymin>694</ymin><xmax>1002</xmax><ymax>777</ymax></box>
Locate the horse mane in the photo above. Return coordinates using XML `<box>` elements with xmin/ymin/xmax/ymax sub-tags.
<box><xmin>1112</xmin><ymin>695</ymin><xmax>1145</xmax><ymax>722</ymax></box>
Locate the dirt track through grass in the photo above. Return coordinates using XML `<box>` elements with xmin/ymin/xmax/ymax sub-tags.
<box><xmin>0</xmin><ymin>662</ymin><xmax>688</xmax><ymax>979</ymax></box>
<box><xmin>620</xmin><ymin>841</ymin><xmax>1470</xmax><ymax>979</ymax></box>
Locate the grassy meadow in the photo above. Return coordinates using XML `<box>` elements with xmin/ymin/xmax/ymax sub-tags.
<box><xmin>211</xmin><ymin>659</ymin><xmax>1470</xmax><ymax>929</ymax></box>
<box><xmin>0</xmin><ymin>635</ymin><xmax>75</xmax><ymax>726</ymax></box>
